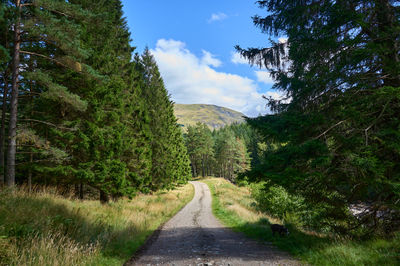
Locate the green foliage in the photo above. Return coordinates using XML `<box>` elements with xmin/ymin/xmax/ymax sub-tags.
<box><xmin>251</xmin><ymin>182</ymin><xmax>304</xmax><ymax>220</ymax></box>
<box><xmin>1</xmin><ymin>0</ymin><xmax>191</xmax><ymax>200</ymax></box>
<box><xmin>213</xmin><ymin>127</ymin><xmax>251</xmax><ymax>181</ymax></box>
<box><xmin>135</xmin><ymin>48</ymin><xmax>191</xmax><ymax>190</ymax></box>
<box><xmin>185</xmin><ymin>122</ymin><xmax>260</xmax><ymax>181</ymax></box>
<box><xmin>186</xmin><ymin>122</ymin><xmax>215</xmax><ymax>177</ymax></box>
<box><xmin>205</xmin><ymin>177</ymin><xmax>400</xmax><ymax>266</ymax></box>
<box><xmin>237</xmin><ymin>0</ymin><xmax>400</xmax><ymax>235</ymax></box>
<box><xmin>250</xmin><ymin>182</ymin><xmax>326</xmax><ymax>229</ymax></box>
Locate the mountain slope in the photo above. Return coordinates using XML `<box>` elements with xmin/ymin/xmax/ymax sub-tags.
<box><xmin>174</xmin><ymin>104</ymin><xmax>245</xmax><ymax>131</ymax></box>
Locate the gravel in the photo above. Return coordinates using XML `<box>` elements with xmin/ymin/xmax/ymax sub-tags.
<box><xmin>126</xmin><ymin>181</ymin><xmax>300</xmax><ymax>266</ymax></box>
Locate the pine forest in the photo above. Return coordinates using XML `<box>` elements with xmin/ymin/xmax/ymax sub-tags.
<box><xmin>0</xmin><ymin>0</ymin><xmax>191</xmax><ymax>201</ymax></box>
<box><xmin>0</xmin><ymin>1</ymin><xmax>399</xmax><ymax>265</ymax></box>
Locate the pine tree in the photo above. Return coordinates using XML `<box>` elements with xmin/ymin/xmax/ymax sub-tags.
<box><xmin>3</xmin><ymin>0</ymin><xmax>91</xmax><ymax>187</ymax></box>
<box><xmin>0</xmin><ymin>0</ymin><xmax>11</xmax><ymax>185</ymax></box>
<box><xmin>237</xmin><ymin>0</ymin><xmax>400</xmax><ymax>233</ymax></box>
<box><xmin>186</xmin><ymin>123</ymin><xmax>214</xmax><ymax>177</ymax></box>
<box><xmin>1</xmin><ymin>0</ymin><xmax>190</xmax><ymax>199</ymax></box>
<box><xmin>138</xmin><ymin>48</ymin><xmax>190</xmax><ymax>190</ymax></box>
<box><xmin>68</xmin><ymin>0</ymin><xmax>153</xmax><ymax>201</ymax></box>
<box><xmin>213</xmin><ymin>129</ymin><xmax>249</xmax><ymax>181</ymax></box>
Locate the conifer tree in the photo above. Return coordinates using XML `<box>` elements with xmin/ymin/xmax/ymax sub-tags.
<box><xmin>213</xmin><ymin>129</ymin><xmax>250</xmax><ymax>181</ymax></box>
<box><xmin>186</xmin><ymin>123</ymin><xmax>214</xmax><ymax>177</ymax></box>
<box><xmin>138</xmin><ymin>48</ymin><xmax>190</xmax><ymax>190</ymax></box>
<box><xmin>3</xmin><ymin>0</ymin><xmax>91</xmax><ymax>187</ymax></box>
<box><xmin>1</xmin><ymin>0</ymin><xmax>190</xmax><ymax>199</ymax></box>
<box><xmin>0</xmin><ymin>0</ymin><xmax>11</xmax><ymax>185</ymax></box>
<box><xmin>237</xmin><ymin>0</ymin><xmax>400</xmax><ymax>233</ymax></box>
<box><xmin>68</xmin><ymin>0</ymin><xmax>153</xmax><ymax>201</ymax></box>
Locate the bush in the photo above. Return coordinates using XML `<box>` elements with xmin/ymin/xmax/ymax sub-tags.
<box><xmin>251</xmin><ymin>182</ymin><xmax>302</xmax><ymax>216</ymax></box>
<box><xmin>251</xmin><ymin>182</ymin><xmax>319</xmax><ymax>228</ymax></box>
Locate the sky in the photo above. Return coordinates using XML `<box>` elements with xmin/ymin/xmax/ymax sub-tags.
<box><xmin>121</xmin><ymin>0</ymin><xmax>283</xmax><ymax>117</ymax></box>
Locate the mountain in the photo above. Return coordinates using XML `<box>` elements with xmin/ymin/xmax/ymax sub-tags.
<box><xmin>174</xmin><ymin>104</ymin><xmax>245</xmax><ymax>131</ymax></box>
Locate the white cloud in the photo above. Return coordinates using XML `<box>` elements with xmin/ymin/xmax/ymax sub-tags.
<box><xmin>150</xmin><ymin>39</ymin><xmax>277</xmax><ymax>117</ymax></box>
<box><xmin>278</xmin><ymin>37</ymin><xmax>288</xmax><ymax>44</ymax></box>
<box><xmin>265</xmin><ymin>91</ymin><xmax>283</xmax><ymax>100</ymax></box>
<box><xmin>201</xmin><ymin>50</ymin><xmax>222</xmax><ymax>67</ymax></box>
<box><xmin>231</xmin><ymin>52</ymin><xmax>249</xmax><ymax>65</ymax></box>
<box><xmin>208</xmin><ymin>12</ymin><xmax>228</xmax><ymax>23</ymax></box>
<box><xmin>255</xmin><ymin>70</ymin><xmax>275</xmax><ymax>85</ymax></box>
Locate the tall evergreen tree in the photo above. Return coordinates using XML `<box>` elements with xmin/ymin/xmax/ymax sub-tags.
<box><xmin>1</xmin><ymin>0</ymin><xmax>191</xmax><ymax>200</ymax></box>
<box><xmin>0</xmin><ymin>0</ymin><xmax>11</xmax><ymax>185</ymax></box>
<box><xmin>237</xmin><ymin>0</ymin><xmax>400</xmax><ymax>233</ymax></box>
<box><xmin>3</xmin><ymin>0</ymin><xmax>91</xmax><ymax>187</ymax></box>
<box><xmin>68</xmin><ymin>0</ymin><xmax>153</xmax><ymax>201</ymax></box>
<box><xmin>186</xmin><ymin>123</ymin><xmax>214</xmax><ymax>177</ymax></box>
<box><xmin>214</xmin><ymin>129</ymin><xmax>250</xmax><ymax>181</ymax></box>
<box><xmin>137</xmin><ymin>48</ymin><xmax>191</xmax><ymax>190</ymax></box>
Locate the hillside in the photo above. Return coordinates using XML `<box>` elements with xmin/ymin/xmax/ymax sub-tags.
<box><xmin>174</xmin><ymin>104</ymin><xmax>245</xmax><ymax>130</ymax></box>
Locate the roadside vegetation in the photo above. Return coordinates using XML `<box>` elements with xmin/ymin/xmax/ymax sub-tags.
<box><xmin>0</xmin><ymin>0</ymin><xmax>191</xmax><ymax>202</ymax></box>
<box><xmin>0</xmin><ymin>183</ymin><xmax>194</xmax><ymax>266</ymax></box>
<box><xmin>203</xmin><ymin>177</ymin><xmax>400</xmax><ymax>266</ymax></box>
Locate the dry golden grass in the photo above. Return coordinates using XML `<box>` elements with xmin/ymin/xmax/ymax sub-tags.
<box><xmin>205</xmin><ymin>177</ymin><xmax>281</xmax><ymax>224</ymax></box>
<box><xmin>0</xmin><ymin>183</ymin><xmax>194</xmax><ymax>266</ymax></box>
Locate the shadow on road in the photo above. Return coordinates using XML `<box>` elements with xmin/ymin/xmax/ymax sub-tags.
<box><xmin>131</xmin><ymin>226</ymin><xmax>295</xmax><ymax>265</ymax></box>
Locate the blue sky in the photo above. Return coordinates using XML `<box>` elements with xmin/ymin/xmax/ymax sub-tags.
<box><xmin>121</xmin><ymin>0</ymin><xmax>284</xmax><ymax>117</ymax></box>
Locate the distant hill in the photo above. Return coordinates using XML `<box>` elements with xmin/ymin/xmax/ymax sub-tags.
<box><xmin>174</xmin><ymin>104</ymin><xmax>246</xmax><ymax>131</ymax></box>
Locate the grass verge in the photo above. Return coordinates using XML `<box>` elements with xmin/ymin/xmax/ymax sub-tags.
<box><xmin>202</xmin><ymin>177</ymin><xmax>400</xmax><ymax>266</ymax></box>
<box><xmin>0</xmin><ymin>183</ymin><xmax>194</xmax><ymax>266</ymax></box>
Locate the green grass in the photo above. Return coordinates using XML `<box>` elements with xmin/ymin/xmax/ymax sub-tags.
<box><xmin>203</xmin><ymin>177</ymin><xmax>400</xmax><ymax>266</ymax></box>
<box><xmin>0</xmin><ymin>183</ymin><xmax>194</xmax><ymax>266</ymax></box>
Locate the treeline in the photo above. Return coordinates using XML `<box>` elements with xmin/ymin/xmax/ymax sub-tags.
<box><xmin>185</xmin><ymin>122</ymin><xmax>263</xmax><ymax>181</ymax></box>
<box><xmin>236</xmin><ymin>0</ymin><xmax>400</xmax><ymax>236</ymax></box>
<box><xmin>0</xmin><ymin>0</ymin><xmax>191</xmax><ymax>201</ymax></box>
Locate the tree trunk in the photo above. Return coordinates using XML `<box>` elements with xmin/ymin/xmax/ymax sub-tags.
<box><xmin>192</xmin><ymin>160</ymin><xmax>197</xmax><ymax>177</ymax></box>
<box><xmin>28</xmin><ymin>153</ymin><xmax>32</xmax><ymax>192</ymax></box>
<box><xmin>100</xmin><ymin>190</ymin><xmax>109</xmax><ymax>204</ymax></box>
<box><xmin>6</xmin><ymin>0</ymin><xmax>21</xmax><ymax>187</ymax></box>
<box><xmin>28</xmin><ymin>76</ymin><xmax>33</xmax><ymax>192</ymax></box>
<box><xmin>201</xmin><ymin>156</ymin><xmax>205</xmax><ymax>177</ymax></box>
<box><xmin>0</xmin><ymin>73</ymin><xmax>8</xmax><ymax>185</ymax></box>
<box><xmin>79</xmin><ymin>182</ymin><xmax>84</xmax><ymax>200</ymax></box>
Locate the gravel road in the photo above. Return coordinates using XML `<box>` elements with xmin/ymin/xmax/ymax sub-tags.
<box><xmin>127</xmin><ymin>181</ymin><xmax>299</xmax><ymax>266</ymax></box>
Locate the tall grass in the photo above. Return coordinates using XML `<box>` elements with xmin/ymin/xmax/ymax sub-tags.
<box><xmin>0</xmin><ymin>183</ymin><xmax>194</xmax><ymax>266</ymax></box>
<box><xmin>203</xmin><ymin>177</ymin><xmax>400</xmax><ymax>266</ymax></box>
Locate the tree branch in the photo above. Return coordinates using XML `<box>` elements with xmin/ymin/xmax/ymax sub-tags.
<box><xmin>365</xmin><ymin>99</ymin><xmax>391</xmax><ymax>146</ymax></box>
<box><xmin>314</xmin><ymin>120</ymin><xmax>346</xmax><ymax>140</ymax></box>
<box><xmin>19</xmin><ymin>118</ymin><xmax>76</xmax><ymax>131</ymax></box>
<box><xmin>20</xmin><ymin>50</ymin><xmax>70</xmax><ymax>69</ymax></box>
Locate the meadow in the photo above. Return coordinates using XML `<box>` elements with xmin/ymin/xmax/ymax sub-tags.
<box><xmin>0</xmin><ymin>184</ymin><xmax>194</xmax><ymax>266</ymax></box>
<box><xmin>203</xmin><ymin>178</ymin><xmax>400</xmax><ymax>266</ymax></box>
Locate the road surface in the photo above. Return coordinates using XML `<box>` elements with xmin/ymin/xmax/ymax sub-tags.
<box><xmin>127</xmin><ymin>181</ymin><xmax>299</xmax><ymax>265</ymax></box>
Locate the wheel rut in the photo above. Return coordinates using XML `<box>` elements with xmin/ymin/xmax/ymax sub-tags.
<box><xmin>126</xmin><ymin>181</ymin><xmax>299</xmax><ymax>266</ymax></box>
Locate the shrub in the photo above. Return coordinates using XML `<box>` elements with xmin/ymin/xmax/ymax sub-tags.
<box><xmin>250</xmin><ymin>182</ymin><xmax>320</xmax><ymax>228</ymax></box>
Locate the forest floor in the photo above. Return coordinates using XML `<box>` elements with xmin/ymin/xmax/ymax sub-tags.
<box><xmin>128</xmin><ymin>181</ymin><xmax>299</xmax><ymax>265</ymax></box>
<box><xmin>0</xmin><ymin>184</ymin><xmax>194</xmax><ymax>266</ymax></box>
<box><xmin>202</xmin><ymin>177</ymin><xmax>400</xmax><ymax>266</ymax></box>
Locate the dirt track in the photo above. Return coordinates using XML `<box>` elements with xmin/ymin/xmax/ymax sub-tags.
<box><xmin>127</xmin><ymin>181</ymin><xmax>299</xmax><ymax>265</ymax></box>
